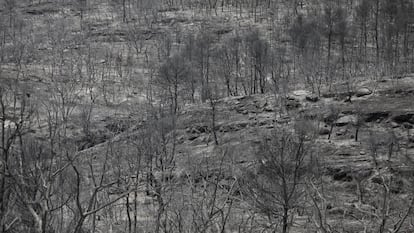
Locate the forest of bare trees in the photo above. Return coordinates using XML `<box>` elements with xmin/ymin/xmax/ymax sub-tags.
<box><xmin>1</xmin><ymin>0</ymin><xmax>414</xmax><ymax>232</ymax></box>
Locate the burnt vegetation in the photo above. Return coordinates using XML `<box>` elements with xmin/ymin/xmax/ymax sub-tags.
<box><xmin>1</xmin><ymin>0</ymin><xmax>414</xmax><ymax>232</ymax></box>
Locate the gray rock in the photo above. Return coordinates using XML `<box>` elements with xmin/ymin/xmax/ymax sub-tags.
<box><xmin>305</xmin><ymin>95</ymin><xmax>319</xmax><ymax>102</ymax></box>
<box><xmin>392</xmin><ymin>113</ymin><xmax>414</xmax><ymax>124</ymax></box>
<box><xmin>336</xmin><ymin>129</ymin><xmax>346</xmax><ymax>136</ymax></box>
<box><xmin>285</xmin><ymin>98</ymin><xmax>301</xmax><ymax>109</ymax></box>
<box><xmin>236</xmin><ymin>122</ymin><xmax>249</xmax><ymax>128</ymax></box>
<box><xmin>188</xmin><ymin>135</ymin><xmax>198</xmax><ymax>141</ymax></box>
<box><xmin>355</xmin><ymin>87</ymin><xmax>372</xmax><ymax>97</ymax></box>
<box><xmin>402</xmin><ymin>123</ymin><xmax>413</xmax><ymax>129</ymax></box>
<box><xmin>336</xmin><ymin>115</ymin><xmax>356</xmax><ymax>127</ymax></box>
<box><xmin>391</xmin><ymin>122</ymin><xmax>400</xmax><ymax>128</ymax></box>
<box><xmin>365</xmin><ymin>111</ymin><xmax>389</xmax><ymax>123</ymax></box>
<box><xmin>319</xmin><ymin>127</ymin><xmax>330</xmax><ymax>135</ymax></box>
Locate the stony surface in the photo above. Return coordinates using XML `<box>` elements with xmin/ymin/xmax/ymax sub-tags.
<box><xmin>355</xmin><ymin>87</ymin><xmax>372</xmax><ymax>97</ymax></box>
<box><xmin>63</xmin><ymin>74</ymin><xmax>414</xmax><ymax>233</ymax></box>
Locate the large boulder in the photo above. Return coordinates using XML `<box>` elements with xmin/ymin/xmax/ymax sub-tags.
<box><xmin>285</xmin><ymin>96</ymin><xmax>301</xmax><ymax>109</ymax></box>
<box><xmin>365</xmin><ymin>111</ymin><xmax>390</xmax><ymax>122</ymax></box>
<box><xmin>305</xmin><ymin>94</ymin><xmax>319</xmax><ymax>102</ymax></box>
<box><xmin>336</xmin><ymin>115</ymin><xmax>356</xmax><ymax>127</ymax></box>
<box><xmin>319</xmin><ymin>127</ymin><xmax>330</xmax><ymax>135</ymax></box>
<box><xmin>392</xmin><ymin>113</ymin><xmax>414</xmax><ymax>124</ymax></box>
<box><xmin>409</xmin><ymin>136</ymin><xmax>414</xmax><ymax>144</ymax></box>
<box><xmin>292</xmin><ymin>90</ymin><xmax>311</xmax><ymax>98</ymax></box>
<box><xmin>355</xmin><ymin>87</ymin><xmax>372</xmax><ymax>97</ymax></box>
<box><xmin>327</xmin><ymin>167</ymin><xmax>353</xmax><ymax>182</ymax></box>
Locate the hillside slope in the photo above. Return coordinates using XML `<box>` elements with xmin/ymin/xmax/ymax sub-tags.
<box><xmin>78</xmin><ymin>74</ymin><xmax>414</xmax><ymax>232</ymax></box>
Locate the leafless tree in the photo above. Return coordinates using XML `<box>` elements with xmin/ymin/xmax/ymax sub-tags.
<box><xmin>241</xmin><ymin>128</ymin><xmax>313</xmax><ymax>233</ymax></box>
<box><xmin>324</xmin><ymin>104</ymin><xmax>341</xmax><ymax>140</ymax></box>
<box><xmin>156</xmin><ymin>54</ymin><xmax>190</xmax><ymax>115</ymax></box>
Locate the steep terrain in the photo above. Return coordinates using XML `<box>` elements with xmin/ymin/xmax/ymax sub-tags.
<box><xmin>2</xmin><ymin>1</ymin><xmax>414</xmax><ymax>232</ymax></box>
<box><xmin>76</xmin><ymin>74</ymin><xmax>414</xmax><ymax>232</ymax></box>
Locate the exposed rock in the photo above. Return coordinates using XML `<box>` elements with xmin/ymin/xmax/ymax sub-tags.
<box><xmin>292</xmin><ymin>90</ymin><xmax>310</xmax><ymax>96</ymax></box>
<box><xmin>336</xmin><ymin>129</ymin><xmax>347</xmax><ymax>136</ymax></box>
<box><xmin>328</xmin><ymin>207</ymin><xmax>346</xmax><ymax>215</ymax></box>
<box><xmin>336</xmin><ymin>115</ymin><xmax>356</xmax><ymax>127</ymax></box>
<box><xmin>365</xmin><ymin>111</ymin><xmax>389</xmax><ymax>123</ymax></box>
<box><xmin>264</xmin><ymin>106</ymin><xmax>274</xmax><ymax>112</ymax></box>
<box><xmin>219</xmin><ymin>121</ymin><xmax>250</xmax><ymax>133</ymax></box>
<box><xmin>392</xmin><ymin>113</ymin><xmax>414</xmax><ymax>124</ymax></box>
<box><xmin>188</xmin><ymin>135</ymin><xmax>198</xmax><ymax>141</ymax></box>
<box><xmin>355</xmin><ymin>87</ymin><xmax>372</xmax><ymax>97</ymax></box>
<box><xmin>327</xmin><ymin>168</ymin><xmax>353</xmax><ymax>182</ymax></box>
<box><xmin>189</xmin><ymin>125</ymin><xmax>209</xmax><ymax>134</ymax></box>
<box><xmin>319</xmin><ymin>127</ymin><xmax>330</xmax><ymax>135</ymax></box>
<box><xmin>305</xmin><ymin>95</ymin><xmax>319</xmax><ymax>102</ymax></box>
<box><xmin>285</xmin><ymin>97</ymin><xmax>301</xmax><ymax>109</ymax></box>
<box><xmin>286</xmin><ymin>96</ymin><xmax>297</xmax><ymax>101</ymax></box>
<box><xmin>402</xmin><ymin>123</ymin><xmax>413</xmax><ymax>129</ymax></box>
<box><xmin>390</xmin><ymin>122</ymin><xmax>400</xmax><ymax>128</ymax></box>
<box><xmin>237</xmin><ymin>122</ymin><xmax>249</xmax><ymax>128</ymax></box>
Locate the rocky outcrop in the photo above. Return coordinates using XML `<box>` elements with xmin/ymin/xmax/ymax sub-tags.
<box><xmin>219</xmin><ymin>121</ymin><xmax>249</xmax><ymax>133</ymax></box>
<box><xmin>336</xmin><ymin>115</ymin><xmax>356</xmax><ymax>127</ymax></box>
<box><xmin>285</xmin><ymin>96</ymin><xmax>301</xmax><ymax>109</ymax></box>
<box><xmin>305</xmin><ymin>94</ymin><xmax>319</xmax><ymax>102</ymax></box>
<box><xmin>365</xmin><ymin>111</ymin><xmax>390</xmax><ymax>122</ymax></box>
<box><xmin>319</xmin><ymin>127</ymin><xmax>330</xmax><ymax>135</ymax></box>
<box><xmin>327</xmin><ymin>167</ymin><xmax>353</xmax><ymax>182</ymax></box>
<box><xmin>188</xmin><ymin>125</ymin><xmax>210</xmax><ymax>134</ymax></box>
<box><xmin>355</xmin><ymin>87</ymin><xmax>372</xmax><ymax>97</ymax></box>
<box><xmin>392</xmin><ymin>113</ymin><xmax>414</xmax><ymax>124</ymax></box>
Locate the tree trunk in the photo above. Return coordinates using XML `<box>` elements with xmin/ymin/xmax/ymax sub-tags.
<box><xmin>126</xmin><ymin>194</ymin><xmax>132</xmax><ymax>233</ymax></box>
<box><xmin>355</xmin><ymin>127</ymin><xmax>359</xmax><ymax>142</ymax></box>
<box><xmin>73</xmin><ymin>216</ymin><xmax>86</xmax><ymax>233</ymax></box>
<box><xmin>327</xmin><ymin>27</ymin><xmax>332</xmax><ymax>90</ymax></box>
<box><xmin>328</xmin><ymin>124</ymin><xmax>334</xmax><ymax>140</ymax></box>
<box><xmin>133</xmin><ymin>191</ymin><xmax>138</xmax><ymax>233</ymax></box>
<box><xmin>123</xmin><ymin>0</ymin><xmax>127</xmax><ymax>22</ymax></box>
<box><xmin>0</xmin><ymin>104</ymin><xmax>7</xmax><ymax>233</ymax></box>
<box><xmin>374</xmin><ymin>0</ymin><xmax>380</xmax><ymax>66</ymax></box>
<box><xmin>282</xmin><ymin>207</ymin><xmax>289</xmax><ymax>233</ymax></box>
<box><xmin>210</xmin><ymin>99</ymin><xmax>219</xmax><ymax>145</ymax></box>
